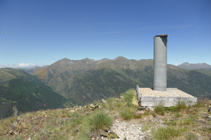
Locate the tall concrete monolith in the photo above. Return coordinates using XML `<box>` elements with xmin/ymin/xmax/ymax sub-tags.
<box><xmin>153</xmin><ymin>34</ymin><xmax>168</xmax><ymax>91</ymax></box>
<box><xmin>137</xmin><ymin>34</ymin><xmax>197</xmax><ymax>107</ymax></box>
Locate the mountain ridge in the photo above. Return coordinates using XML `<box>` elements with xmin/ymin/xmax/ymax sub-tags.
<box><xmin>178</xmin><ymin>62</ymin><xmax>211</xmax><ymax>70</ymax></box>
<box><xmin>33</xmin><ymin>57</ymin><xmax>211</xmax><ymax>106</ymax></box>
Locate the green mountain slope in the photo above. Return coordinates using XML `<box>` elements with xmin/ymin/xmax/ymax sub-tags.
<box><xmin>167</xmin><ymin>65</ymin><xmax>211</xmax><ymax>98</ymax></box>
<box><xmin>21</xmin><ymin>65</ymin><xmax>48</xmax><ymax>74</ymax></box>
<box><xmin>59</xmin><ymin>68</ymin><xmax>140</xmax><ymax>105</ymax></box>
<box><xmin>193</xmin><ymin>69</ymin><xmax>211</xmax><ymax>77</ymax></box>
<box><xmin>0</xmin><ymin>68</ymin><xmax>67</xmax><ymax>119</ymax></box>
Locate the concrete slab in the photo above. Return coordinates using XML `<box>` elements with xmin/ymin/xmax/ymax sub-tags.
<box><xmin>136</xmin><ymin>86</ymin><xmax>197</xmax><ymax>107</ymax></box>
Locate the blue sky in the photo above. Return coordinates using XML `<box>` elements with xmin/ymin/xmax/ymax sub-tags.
<box><xmin>0</xmin><ymin>0</ymin><xmax>211</xmax><ymax>67</ymax></box>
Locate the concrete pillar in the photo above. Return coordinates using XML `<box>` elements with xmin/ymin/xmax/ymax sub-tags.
<box><xmin>153</xmin><ymin>34</ymin><xmax>168</xmax><ymax>91</ymax></box>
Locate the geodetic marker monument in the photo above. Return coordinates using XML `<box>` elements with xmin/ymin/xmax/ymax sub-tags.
<box><xmin>136</xmin><ymin>34</ymin><xmax>197</xmax><ymax>107</ymax></box>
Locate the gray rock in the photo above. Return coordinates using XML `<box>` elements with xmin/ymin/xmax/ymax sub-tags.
<box><xmin>147</xmin><ymin>107</ymin><xmax>154</xmax><ymax>112</ymax></box>
<box><xmin>102</xmin><ymin>99</ymin><xmax>107</xmax><ymax>104</ymax></box>
<box><xmin>196</xmin><ymin>133</ymin><xmax>201</xmax><ymax>138</ymax></box>
<box><xmin>90</xmin><ymin>104</ymin><xmax>95</xmax><ymax>108</ymax></box>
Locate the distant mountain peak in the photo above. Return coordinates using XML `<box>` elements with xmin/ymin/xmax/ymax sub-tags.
<box><xmin>114</xmin><ymin>56</ymin><xmax>127</xmax><ymax>60</ymax></box>
<box><xmin>178</xmin><ymin>62</ymin><xmax>211</xmax><ymax>70</ymax></box>
<box><xmin>81</xmin><ymin>58</ymin><xmax>95</xmax><ymax>63</ymax></box>
<box><xmin>60</xmin><ymin>58</ymin><xmax>71</xmax><ymax>61</ymax></box>
<box><xmin>183</xmin><ymin>62</ymin><xmax>189</xmax><ymax>65</ymax></box>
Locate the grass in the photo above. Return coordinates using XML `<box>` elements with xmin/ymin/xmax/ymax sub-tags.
<box><xmin>141</xmin><ymin>121</ymin><xmax>152</xmax><ymax>132</ymax></box>
<box><xmin>120</xmin><ymin>107</ymin><xmax>134</xmax><ymax>120</ymax></box>
<box><xmin>174</xmin><ymin>112</ymin><xmax>183</xmax><ymax>118</ymax></box>
<box><xmin>175</xmin><ymin>99</ymin><xmax>187</xmax><ymax>111</ymax></box>
<box><xmin>152</xmin><ymin>126</ymin><xmax>183</xmax><ymax>140</ymax></box>
<box><xmin>168</xmin><ymin>120</ymin><xmax>177</xmax><ymax>126</ymax></box>
<box><xmin>193</xmin><ymin>99</ymin><xmax>206</xmax><ymax>108</ymax></box>
<box><xmin>154</xmin><ymin>102</ymin><xmax>165</xmax><ymax>116</ymax></box>
<box><xmin>180</xmin><ymin>116</ymin><xmax>195</xmax><ymax>126</ymax></box>
<box><xmin>86</xmin><ymin>110</ymin><xmax>113</xmax><ymax>132</ymax></box>
<box><xmin>75</xmin><ymin>131</ymin><xmax>90</xmax><ymax>140</ymax></box>
<box><xmin>122</xmin><ymin>88</ymin><xmax>135</xmax><ymax>107</ymax></box>
<box><xmin>118</xmin><ymin>89</ymin><xmax>139</xmax><ymax>120</ymax></box>
<box><xmin>77</xmin><ymin>109</ymin><xmax>113</xmax><ymax>139</ymax></box>
<box><xmin>100</xmin><ymin>89</ymin><xmax>138</xmax><ymax>120</ymax></box>
<box><xmin>70</xmin><ymin>112</ymin><xmax>84</xmax><ymax>129</ymax></box>
<box><xmin>105</xmin><ymin>97</ymin><xmax>115</xmax><ymax>110</ymax></box>
<box><xmin>100</xmin><ymin>97</ymin><xmax>125</xmax><ymax>112</ymax></box>
<box><xmin>166</xmin><ymin>100</ymin><xmax>187</xmax><ymax>112</ymax></box>
<box><xmin>185</xmin><ymin>132</ymin><xmax>198</xmax><ymax>140</ymax></box>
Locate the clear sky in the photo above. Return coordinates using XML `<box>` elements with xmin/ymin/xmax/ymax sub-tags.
<box><xmin>0</xmin><ymin>0</ymin><xmax>211</xmax><ymax>68</ymax></box>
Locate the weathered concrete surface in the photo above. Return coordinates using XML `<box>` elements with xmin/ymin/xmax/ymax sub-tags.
<box><xmin>137</xmin><ymin>87</ymin><xmax>197</xmax><ymax>107</ymax></box>
<box><xmin>153</xmin><ymin>34</ymin><xmax>168</xmax><ymax>91</ymax></box>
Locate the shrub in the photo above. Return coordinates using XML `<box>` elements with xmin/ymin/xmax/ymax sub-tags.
<box><xmin>166</xmin><ymin>106</ymin><xmax>176</xmax><ymax>112</ymax></box>
<box><xmin>122</xmin><ymin>89</ymin><xmax>135</xmax><ymax>107</ymax></box>
<box><xmin>168</xmin><ymin>120</ymin><xmax>177</xmax><ymax>126</ymax></box>
<box><xmin>70</xmin><ymin>112</ymin><xmax>84</xmax><ymax>129</ymax></box>
<box><xmin>120</xmin><ymin>107</ymin><xmax>134</xmax><ymax>120</ymax></box>
<box><xmin>143</xmin><ymin>109</ymin><xmax>151</xmax><ymax>116</ymax></box>
<box><xmin>106</xmin><ymin>97</ymin><xmax>115</xmax><ymax>110</ymax></box>
<box><xmin>193</xmin><ymin>100</ymin><xmax>204</xmax><ymax>108</ymax></box>
<box><xmin>175</xmin><ymin>100</ymin><xmax>186</xmax><ymax>111</ymax></box>
<box><xmin>150</xmin><ymin>111</ymin><xmax>156</xmax><ymax>117</ymax></box>
<box><xmin>180</xmin><ymin>117</ymin><xmax>195</xmax><ymax>126</ymax></box>
<box><xmin>163</xmin><ymin>118</ymin><xmax>168</xmax><ymax>123</ymax></box>
<box><xmin>152</xmin><ymin>126</ymin><xmax>182</xmax><ymax>140</ymax></box>
<box><xmin>75</xmin><ymin>131</ymin><xmax>90</xmax><ymax>140</ymax></box>
<box><xmin>174</xmin><ymin>113</ymin><xmax>183</xmax><ymax>118</ymax></box>
<box><xmin>185</xmin><ymin>132</ymin><xmax>198</xmax><ymax>140</ymax></box>
<box><xmin>113</xmin><ymin>101</ymin><xmax>124</xmax><ymax>110</ymax></box>
<box><xmin>154</xmin><ymin>102</ymin><xmax>165</xmax><ymax>116</ymax></box>
<box><xmin>86</xmin><ymin>110</ymin><xmax>113</xmax><ymax>132</ymax></box>
<box><xmin>141</xmin><ymin>124</ymin><xmax>150</xmax><ymax>132</ymax></box>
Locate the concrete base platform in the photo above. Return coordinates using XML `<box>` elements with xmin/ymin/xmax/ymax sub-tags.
<box><xmin>136</xmin><ymin>86</ymin><xmax>197</xmax><ymax>107</ymax></box>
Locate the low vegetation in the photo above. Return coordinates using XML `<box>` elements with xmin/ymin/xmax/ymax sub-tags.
<box><xmin>0</xmin><ymin>89</ymin><xmax>211</xmax><ymax>139</ymax></box>
<box><xmin>154</xmin><ymin>102</ymin><xmax>165</xmax><ymax>116</ymax></box>
<box><xmin>152</xmin><ymin>126</ymin><xmax>184</xmax><ymax>140</ymax></box>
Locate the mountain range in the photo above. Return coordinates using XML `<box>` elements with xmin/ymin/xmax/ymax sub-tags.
<box><xmin>178</xmin><ymin>62</ymin><xmax>211</xmax><ymax>70</ymax></box>
<box><xmin>33</xmin><ymin>57</ymin><xmax>211</xmax><ymax>105</ymax></box>
<box><xmin>1</xmin><ymin>57</ymin><xmax>211</xmax><ymax>119</ymax></box>
<box><xmin>178</xmin><ymin>62</ymin><xmax>211</xmax><ymax>77</ymax></box>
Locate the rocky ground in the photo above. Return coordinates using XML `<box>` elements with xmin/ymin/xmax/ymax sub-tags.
<box><xmin>110</xmin><ymin>118</ymin><xmax>151</xmax><ymax>140</ymax></box>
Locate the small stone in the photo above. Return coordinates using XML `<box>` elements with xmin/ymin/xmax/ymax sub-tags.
<box><xmin>10</xmin><ymin>124</ymin><xmax>15</xmax><ymax>130</ymax></box>
<box><xmin>102</xmin><ymin>99</ymin><xmax>107</xmax><ymax>104</ymax></box>
<box><xmin>119</xmin><ymin>96</ymin><xmax>123</xmax><ymax>99</ymax></box>
<box><xmin>90</xmin><ymin>104</ymin><xmax>95</xmax><ymax>108</ymax></box>
<box><xmin>147</xmin><ymin>107</ymin><xmax>154</xmax><ymax>111</ymax></box>
<box><xmin>196</xmin><ymin>133</ymin><xmax>201</xmax><ymax>138</ymax></box>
